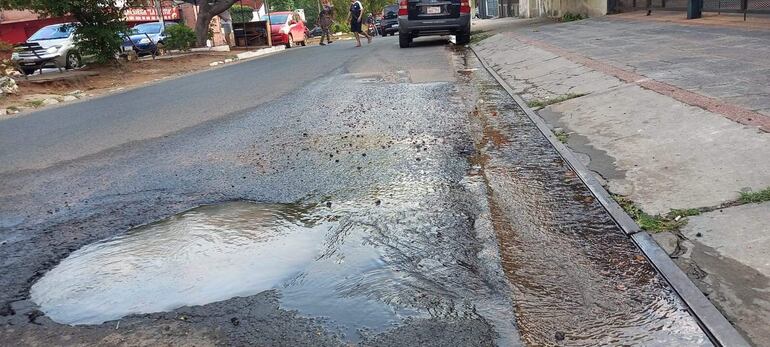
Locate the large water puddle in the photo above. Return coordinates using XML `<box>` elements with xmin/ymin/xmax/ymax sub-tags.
<box><xmin>30</xmin><ymin>201</ymin><xmax>419</xmax><ymax>333</ymax></box>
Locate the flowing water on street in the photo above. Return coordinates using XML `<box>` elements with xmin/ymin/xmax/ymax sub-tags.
<box><xmin>9</xmin><ymin>42</ymin><xmax>713</xmax><ymax>346</ymax></box>
<box><xmin>31</xmin><ymin>155</ymin><xmax>520</xmax><ymax>343</ymax></box>
<box><xmin>460</xmin><ymin>48</ymin><xmax>711</xmax><ymax>346</ymax></box>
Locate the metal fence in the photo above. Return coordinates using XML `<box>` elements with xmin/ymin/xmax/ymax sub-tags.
<box><xmin>616</xmin><ymin>0</ymin><xmax>770</xmax><ymax>14</ymax></box>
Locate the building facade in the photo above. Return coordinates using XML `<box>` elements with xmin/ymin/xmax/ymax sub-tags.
<box><xmin>0</xmin><ymin>10</ymin><xmax>74</xmax><ymax>44</ymax></box>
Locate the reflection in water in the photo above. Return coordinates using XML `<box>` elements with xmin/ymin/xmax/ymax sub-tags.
<box><xmin>30</xmin><ymin>165</ymin><xmax>511</xmax><ymax>342</ymax></box>
<box><xmin>31</xmin><ymin>202</ymin><xmax>328</xmax><ymax>325</ymax></box>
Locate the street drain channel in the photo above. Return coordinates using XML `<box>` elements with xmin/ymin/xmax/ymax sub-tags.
<box><xmin>30</xmin><ymin>201</ymin><xmax>416</xmax><ymax>332</ymax></box>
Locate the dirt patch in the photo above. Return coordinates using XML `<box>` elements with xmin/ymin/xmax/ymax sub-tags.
<box><xmin>1</xmin><ymin>52</ymin><xmax>238</xmax><ymax>118</ymax></box>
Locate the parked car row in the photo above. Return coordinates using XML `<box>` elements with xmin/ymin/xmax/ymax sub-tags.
<box><xmin>10</xmin><ymin>22</ymin><xmax>178</xmax><ymax>75</ymax></box>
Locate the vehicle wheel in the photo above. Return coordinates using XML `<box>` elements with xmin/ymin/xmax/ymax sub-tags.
<box><xmin>300</xmin><ymin>39</ymin><xmax>306</xmax><ymax>46</ymax></box>
<box><xmin>66</xmin><ymin>51</ymin><xmax>82</xmax><ymax>69</ymax></box>
<box><xmin>21</xmin><ymin>67</ymin><xmax>37</xmax><ymax>76</ymax></box>
<box><xmin>286</xmin><ymin>35</ymin><xmax>295</xmax><ymax>48</ymax></box>
<box><xmin>399</xmin><ymin>33</ymin><xmax>411</xmax><ymax>48</ymax></box>
<box><xmin>456</xmin><ymin>28</ymin><xmax>471</xmax><ymax>45</ymax></box>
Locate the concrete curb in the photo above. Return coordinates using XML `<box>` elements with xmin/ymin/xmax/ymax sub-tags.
<box><xmin>235</xmin><ymin>46</ymin><xmax>285</xmax><ymax>60</ymax></box>
<box><xmin>470</xmin><ymin>47</ymin><xmax>751</xmax><ymax>347</ymax></box>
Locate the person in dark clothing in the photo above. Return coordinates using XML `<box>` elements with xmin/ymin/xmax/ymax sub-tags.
<box><xmin>318</xmin><ymin>0</ymin><xmax>334</xmax><ymax>45</ymax></box>
<box><xmin>348</xmin><ymin>0</ymin><xmax>371</xmax><ymax>47</ymax></box>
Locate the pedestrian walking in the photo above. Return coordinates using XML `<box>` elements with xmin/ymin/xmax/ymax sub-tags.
<box><xmin>348</xmin><ymin>0</ymin><xmax>371</xmax><ymax>47</ymax></box>
<box><xmin>319</xmin><ymin>0</ymin><xmax>334</xmax><ymax>45</ymax></box>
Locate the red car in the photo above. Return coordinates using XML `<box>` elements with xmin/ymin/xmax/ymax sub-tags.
<box><xmin>264</xmin><ymin>11</ymin><xmax>307</xmax><ymax>48</ymax></box>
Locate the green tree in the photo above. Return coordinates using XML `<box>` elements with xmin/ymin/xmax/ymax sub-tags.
<box><xmin>230</xmin><ymin>4</ymin><xmax>254</xmax><ymax>23</ymax></box>
<box><xmin>293</xmin><ymin>0</ymin><xmax>319</xmax><ymax>26</ymax></box>
<box><xmin>270</xmin><ymin>0</ymin><xmax>295</xmax><ymax>11</ymax></box>
<box><xmin>1</xmin><ymin>0</ymin><xmax>138</xmax><ymax>64</ymax></box>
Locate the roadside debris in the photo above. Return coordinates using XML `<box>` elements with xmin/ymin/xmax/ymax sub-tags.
<box><xmin>0</xmin><ymin>76</ymin><xmax>18</xmax><ymax>95</ymax></box>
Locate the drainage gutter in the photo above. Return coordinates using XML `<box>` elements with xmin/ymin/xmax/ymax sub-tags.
<box><xmin>470</xmin><ymin>47</ymin><xmax>750</xmax><ymax>347</ymax></box>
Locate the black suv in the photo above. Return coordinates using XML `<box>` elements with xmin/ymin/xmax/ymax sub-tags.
<box><xmin>397</xmin><ymin>0</ymin><xmax>471</xmax><ymax>48</ymax></box>
<box><xmin>380</xmin><ymin>5</ymin><xmax>399</xmax><ymax>36</ymax></box>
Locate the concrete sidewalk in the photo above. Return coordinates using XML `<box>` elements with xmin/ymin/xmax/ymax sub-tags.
<box><xmin>472</xmin><ymin>15</ymin><xmax>770</xmax><ymax>346</ymax></box>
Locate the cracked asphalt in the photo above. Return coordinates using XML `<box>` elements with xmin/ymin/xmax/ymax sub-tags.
<box><xmin>1</xmin><ymin>37</ymin><xmax>710</xmax><ymax>346</ymax></box>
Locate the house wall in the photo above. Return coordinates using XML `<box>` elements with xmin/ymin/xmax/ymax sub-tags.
<box><xmin>519</xmin><ymin>0</ymin><xmax>607</xmax><ymax>18</ymax></box>
<box><xmin>0</xmin><ymin>10</ymin><xmax>74</xmax><ymax>44</ymax></box>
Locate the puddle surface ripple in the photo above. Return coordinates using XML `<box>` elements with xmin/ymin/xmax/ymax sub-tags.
<box><xmin>30</xmin><ymin>202</ymin><xmax>327</xmax><ymax>325</ymax></box>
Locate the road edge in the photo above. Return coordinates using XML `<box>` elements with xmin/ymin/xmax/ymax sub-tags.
<box><xmin>3</xmin><ymin>46</ymin><xmax>292</xmax><ymax>119</ymax></box>
<box><xmin>469</xmin><ymin>46</ymin><xmax>750</xmax><ymax>347</ymax></box>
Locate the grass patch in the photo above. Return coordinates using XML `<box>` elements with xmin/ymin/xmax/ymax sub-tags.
<box><xmin>614</xmin><ymin>195</ymin><xmax>690</xmax><ymax>233</ymax></box>
<box><xmin>560</xmin><ymin>13</ymin><xmax>584</xmax><ymax>22</ymax></box>
<box><xmin>554</xmin><ymin>129</ymin><xmax>569</xmax><ymax>143</ymax></box>
<box><xmin>24</xmin><ymin>100</ymin><xmax>44</xmax><ymax>108</ymax></box>
<box><xmin>667</xmin><ymin>208</ymin><xmax>701</xmax><ymax>218</ymax></box>
<box><xmin>7</xmin><ymin>106</ymin><xmax>19</xmax><ymax>112</ymax></box>
<box><xmin>739</xmin><ymin>187</ymin><xmax>770</xmax><ymax>203</ymax></box>
<box><xmin>526</xmin><ymin>93</ymin><xmax>586</xmax><ymax>109</ymax></box>
<box><xmin>470</xmin><ymin>31</ymin><xmax>493</xmax><ymax>44</ymax></box>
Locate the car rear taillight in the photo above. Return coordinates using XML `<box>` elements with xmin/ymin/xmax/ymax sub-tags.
<box><xmin>398</xmin><ymin>0</ymin><xmax>408</xmax><ymax>16</ymax></box>
<box><xmin>460</xmin><ymin>0</ymin><xmax>470</xmax><ymax>13</ymax></box>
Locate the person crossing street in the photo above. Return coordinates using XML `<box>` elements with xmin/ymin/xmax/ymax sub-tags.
<box><xmin>348</xmin><ymin>0</ymin><xmax>371</xmax><ymax>47</ymax></box>
<box><xmin>318</xmin><ymin>0</ymin><xmax>334</xmax><ymax>45</ymax></box>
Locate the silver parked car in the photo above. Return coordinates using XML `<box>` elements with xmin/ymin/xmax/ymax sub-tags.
<box><xmin>11</xmin><ymin>23</ymin><xmax>81</xmax><ymax>75</ymax></box>
<box><xmin>397</xmin><ymin>0</ymin><xmax>471</xmax><ymax>48</ymax></box>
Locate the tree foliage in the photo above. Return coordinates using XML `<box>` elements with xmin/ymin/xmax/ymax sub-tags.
<box><xmin>322</xmin><ymin>0</ymin><xmax>391</xmax><ymax>24</ymax></box>
<box><xmin>269</xmin><ymin>0</ymin><xmax>295</xmax><ymax>11</ymax></box>
<box><xmin>292</xmin><ymin>0</ymin><xmax>318</xmax><ymax>26</ymax></box>
<box><xmin>164</xmin><ymin>24</ymin><xmax>196</xmax><ymax>51</ymax></box>
<box><xmin>230</xmin><ymin>4</ymin><xmax>254</xmax><ymax>23</ymax></box>
<box><xmin>2</xmin><ymin>0</ymin><xmax>138</xmax><ymax>64</ymax></box>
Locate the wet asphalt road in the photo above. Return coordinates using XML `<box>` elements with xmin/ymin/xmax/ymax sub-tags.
<box><xmin>1</xmin><ymin>36</ymin><xmax>710</xmax><ymax>346</ymax></box>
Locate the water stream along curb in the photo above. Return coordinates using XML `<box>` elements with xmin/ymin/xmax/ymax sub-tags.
<box><xmin>470</xmin><ymin>46</ymin><xmax>750</xmax><ymax>347</ymax></box>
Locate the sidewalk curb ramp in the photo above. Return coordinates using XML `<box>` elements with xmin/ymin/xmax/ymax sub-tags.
<box><xmin>469</xmin><ymin>46</ymin><xmax>751</xmax><ymax>347</ymax></box>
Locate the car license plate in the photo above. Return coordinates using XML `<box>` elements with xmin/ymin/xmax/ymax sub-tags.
<box><xmin>427</xmin><ymin>6</ymin><xmax>441</xmax><ymax>14</ymax></box>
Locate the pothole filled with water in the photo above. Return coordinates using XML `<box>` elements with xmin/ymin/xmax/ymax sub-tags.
<box><xmin>29</xmin><ymin>190</ymin><xmax>500</xmax><ymax>339</ymax></box>
<box><xmin>30</xmin><ymin>160</ymin><xmax>519</xmax><ymax>342</ymax></box>
<box><xmin>31</xmin><ymin>202</ymin><xmax>333</xmax><ymax>325</ymax></box>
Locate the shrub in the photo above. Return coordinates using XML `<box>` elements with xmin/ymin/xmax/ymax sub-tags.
<box><xmin>560</xmin><ymin>13</ymin><xmax>584</xmax><ymax>22</ymax></box>
<box><xmin>332</xmin><ymin>21</ymin><xmax>350</xmax><ymax>33</ymax></box>
<box><xmin>231</xmin><ymin>5</ymin><xmax>254</xmax><ymax>23</ymax></box>
<box><xmin>165</xmin><ymin>24</ymin><xmax>197</xmax><ymax>51</ymax></box>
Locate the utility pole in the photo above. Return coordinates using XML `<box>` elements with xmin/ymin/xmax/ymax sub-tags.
<box><xmin>155</xmin><ymin>0</ymin><xmax>166</xmax><ymax>30</ymax></box>
<box><xmin>264</xmin><ymin>0</ymin><xmax>272</xmax><ymax>46</ymax></box>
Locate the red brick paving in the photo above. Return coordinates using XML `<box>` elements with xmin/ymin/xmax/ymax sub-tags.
<box><xmin>510</xmin><ymin>33</ymin><xmax>770</xmax><ymax>133</ymax></box>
